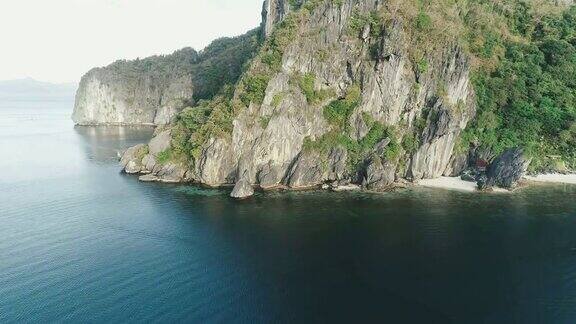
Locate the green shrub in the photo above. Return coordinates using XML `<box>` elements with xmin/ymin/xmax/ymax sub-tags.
<box><xmin>402</xmin><ymin>133</ymin><xmax>419</xmax><ymax>154</ymax></box>
<box><xmin>415</xmin><ymin>11</ymin><xmax>432</xmax><ymax>31</ymax></box>
<box><xmin>261</xmin><ymin>14</ymin><xmax>299</xmax><ymax>73</ymax></box>
<box><xmin>240</xmin><ymin>74</ymin><xmax>270</xmax><ymax>106</ymax></box>
<box><xmin>298</xmin><ymin>73</ymin><xmax>316</xmax><ymax>103</ymax></box>
<box><xmin>260</xmin><ymin>116</ymin><xmax>272</xmax><ymax>129</ymax></box>
<box><xmin>296</xmin><ymin>73</ymin><xmax>333</xmax><ymax>105</ymax></box>
<box><xmin>384</xmin><ymin>139</ymin><xmax>402</xmax><ymax>161</ymax></box>
<box><xmin>192</xmin><ymin>29</ymin><xmax>260</xmax><ymax>101</ymax></box>
<box><xmin>261</xmin><ymin>51</ymin><xmax>283</xmax><ymax>71</ymax></box>
<box><xmin>349</xmin><ymin>10</ymin><xmax>382</xmax><ymax>37</ymax></box>
<box><xmin>272</xmin><ymin>93</ymin><xmax>284</xmax><ymax>107</ymax></box>
<box><xmin>323</xmin><ymin>85</ymin><xmax>361</xmax><ymax>127</ymax></box>
<box><xmin>416</xmin><ymin>57</ymin><xmax>429</xmax><ymax>74</ymax></box>
<box><xmin>305</xmin><ymin>114</ymin><xmax>401</xmax><ymax>172</ymax></box>
<box><xmin>461</xmin><ymin>7</ymin><xmax>576</xmax><ymax>172</ymax></box>
<box><xmin>288</xmin><ymin>0</ymin><xmax>300</xmax><ymax>10</ymax></box>
<box><xmin>171</xmin><ymin>94</ymin><xmax>234</xmax><ymax>161</ymax></box>
<box><xmin>156</xmin><ymin>149</ymin><xmax>172</xmax><ymax>164</ymax></box>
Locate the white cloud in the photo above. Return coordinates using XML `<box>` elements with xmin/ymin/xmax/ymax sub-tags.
<box><xmin>0</xmin><ymin>0</ymin><xmax>263</xmax><ymax>83</ymax></box>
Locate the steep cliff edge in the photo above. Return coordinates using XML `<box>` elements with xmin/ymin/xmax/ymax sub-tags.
<box><xmin>121</xmin><ymin>0</ymin><xmax>576</xmax><ymax>196</ymax></box>
<box><xmin>72</xmin><ymin>30</ymin><xmax>260</xmax><ymax>125</ymax></box>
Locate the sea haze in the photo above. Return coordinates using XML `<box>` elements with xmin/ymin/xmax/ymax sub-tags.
<box><xmin>0</xmin><ymin>78</ymin><xmax>77</xmax><ymax>102</ymax></box>
<box><xmin>1</xmin><ymin>98</ymin><xmax>576</xmax><ymax>323</ymax></box>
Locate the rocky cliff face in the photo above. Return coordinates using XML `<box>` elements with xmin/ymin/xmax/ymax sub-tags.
<box><xmin>121</xmin><ymin>0</ymin><xmax>478</xmax><ymax>197</ymax></box>
<box><xmin>73</xmin><ymin>48</ymin><xmax>197</xmax><ymax>125</ymax></box>
<box><xmin>235</xmin><ymin>0</ymin><xmax>475</xmax><ymax>186</ymax></box>
<box><xmin>484</xmin><ymin>148</ymin><xmax>531</xmax><ymax>190</ymax></box>
<box><xmin>73</xmin><ymin>30</ymin><xmax>259</xmax><ymax>125</ymax></box>
<box><xmin>261</xmin><ymin>0</ymin><xmax>291</xmax><ymax>37</ymax></box>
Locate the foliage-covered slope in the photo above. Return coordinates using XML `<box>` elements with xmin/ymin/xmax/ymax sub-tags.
<box><xmin>461</xmin><ymin>5</ymin><xmax>576</xmax><ymax>171</ymax></box>
<box><xmin>73</xmin><ymin>29</ymin><xmax>260</xmax><ymax>125</ymax></box>
<box><xmin>121</xmin><ymin>0</ymin><xmax>575</xmax><ymax>194</ymax></box>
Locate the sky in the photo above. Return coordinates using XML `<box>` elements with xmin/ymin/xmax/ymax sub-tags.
<box><xmin>0</xmin><ymin>0</ymin><xmax>263</xmax><ymax>84</ymax></box>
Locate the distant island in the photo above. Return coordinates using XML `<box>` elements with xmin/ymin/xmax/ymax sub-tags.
<box><xmin>0</xmin><ymin>78</ymin><xmax>76</xmax><ymax>101</ymax></box>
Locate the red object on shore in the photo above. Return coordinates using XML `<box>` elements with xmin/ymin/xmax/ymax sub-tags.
<box><xmin>476</xmin><ymin>159</ymin><xmax>489</xmax><ymax>172</ymax></box>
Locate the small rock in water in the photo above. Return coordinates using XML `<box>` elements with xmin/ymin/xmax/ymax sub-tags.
<box><xmin>139</xmin><ymin>174</ymin><xmax>159</xmax><ymax>182</ymax></box>
<box><xmin>231</xmin><ymin>179</ymin><xmax>254</xmax><ymax>199</ymax></box>
<box><xmin>125</xmin><ymin>161</ymin><xmax>141</xmax><ymax>174</ymax></box>
<box><xmin>120</xmin><ymin>144</ymin><xmax>147</xmax><ymax>173</ymax></box>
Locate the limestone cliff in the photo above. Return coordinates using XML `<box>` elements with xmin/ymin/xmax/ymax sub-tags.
<box><xmin>122</xmin><ymin>0</ymin><xmax>474</xmax><ymax>189</ymax></box>
<box><xmin>73</xmin><ymin>30</ymin><xmax>260</xmax><ymax>125</ymax></box>
<box><xmin>120</xmin><ymin>0</ymin><xmax>575</xmax><ymax>197</ymax></box>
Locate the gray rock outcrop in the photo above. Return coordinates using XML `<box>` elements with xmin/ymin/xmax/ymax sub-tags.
<box><xmin>73</xmin><ymin>48</ymin><xmax>197</xmax><ymax>126</ymax></box>
<box><xmin>231</xmin><ymin>178</ymin><xmax>255</xmax><ymax>199</ymax></box>
<box><xmin>483</xmin><ymin>148</ymin><xmax>530</xmax><ymax>189</ymax></box>
<box><xmin>149</xmin><ymin>162</ymin><xmax>189</xmax><ymax>183</ymax></box>
<box><xmin>120</xmin><ymin>0</ymin><xmax>478</xmax><ymax>193</ymax></box>
<box><xmin>148</xmin><ymin>130</ymin><xmax>172</xmax><ymax>155</ymax></box>
<box><xmin>261</xmin><ymin>0</ymin><xmax>292</xmax><ymax>37</ymax></box>
<box><xmin>362</xmin><ymin>156</ymin><xmax>396</xmax><ymax>191</ymax></box>
<box><xmin>444</xmin><ymin>153</ymin><xmax>469</xmax><ymax>177</ymax></box>
<box><xmin>120</xmin><ymin>144</ymin><xmax>148</xmax><ymax>174</ymax></box>
<box><xmin>73</xmin><ymin>30</ymin><xmax>259</xmax><ymax>126</ymax></box>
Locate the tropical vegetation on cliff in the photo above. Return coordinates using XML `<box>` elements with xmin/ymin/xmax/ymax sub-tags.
<box><xmin>72</xmin><ymin>29</ymin><xmax>259</xmax><ymax>125</ymax></box>
<box><xmin>170</xmin><ymin>0</ymin><xmax>574</xmax><ymax>173</ymax></box>
<box><xmin>118</xmin><ymin>0</ymin><xmax>575</xmax><ymax>195</ymax></box>
<box><xmin>462</xmin><ymin>5</ymin><xmax>576</xmax><ymax>171</ymax></box>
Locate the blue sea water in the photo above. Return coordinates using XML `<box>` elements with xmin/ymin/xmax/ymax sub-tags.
<box><xmin>1</xmin><ymin>100</ymin><xmax>576</xmax><ymax>323</ymax></box>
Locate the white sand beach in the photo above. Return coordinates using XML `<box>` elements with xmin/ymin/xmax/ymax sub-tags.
<box><xmin>417</xmin><ymin>177</ymin><xmax>509</xmax><ymax>193</ymax></box>
<box><xmin>418</xmin><ymin>177</ymin><xmax>479</xmax><ymax>192</ymax></box>
<box><xmin>524</xmin><ymin>173</ymin><xmax>576</xmax><ymax>185</ymax></box>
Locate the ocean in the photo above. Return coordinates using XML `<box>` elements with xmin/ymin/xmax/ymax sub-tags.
<box><xmin>1</xmin><ymin>100</ymin><xmax>576</xmax><ymax>323</ymax></box>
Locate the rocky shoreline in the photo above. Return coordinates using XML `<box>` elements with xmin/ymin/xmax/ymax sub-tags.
<box><xmin>120</xmin><ymin>139</ymin><xmax>554</xmax><ymax>198</ymax></box>
<box><xmin>92</xmin><ymin>0</ymin><xmax>574</xmax><ymax>199</ymax></box>
<box><xmin>120</xmin><ymin>156</ymin><xmax>575</xmax><ymax>197</ymax></box>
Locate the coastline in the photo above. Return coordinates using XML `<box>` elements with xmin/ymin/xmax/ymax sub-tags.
<box><xmin>129</xmin><ymin>172</ymin><xmax>576</xmax><ymax>195</ymax></box>
<box><xmin>417</xmin><ymin>174</ymin><xmax>576</xmax><ymax>193</ymax></box>
<box><xmin>417</xmin><ymin>177</ymin><xmax>508</xmax><ymax>193</ymax></box>
<box><xmin>524</xmin><ymin>173</ymin><xmax>576</xmax><ymax>185</ymax></box>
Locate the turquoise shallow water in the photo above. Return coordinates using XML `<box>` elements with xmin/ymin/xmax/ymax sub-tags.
<box><xmin>1</xmin><ymin>100</ymin><xmax>576</xmax><ymax>323</ymax></box>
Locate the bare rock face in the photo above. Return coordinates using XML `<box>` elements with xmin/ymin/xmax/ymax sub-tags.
<box><xmin>231</xmin><ymin>178</ymin><xmax>255</xmax><ymax>199</ymax></box>
<box><xmin>285</xmin><ymin>146</ymin><xmax>348</xmax><ymax>189</ymax></box>
<box><xmin>73</xmin><ymin>29</ymin><xmax>259</xmax><ymax>126</ymax></box>
<box><xmin>483</xmin><ymin>148</ymin><xmax>530</xmax><ymax>189</ymax></box>
<box><xmin>72</xmin><ymin>48</ymin><xmax>197</xmax><ymax>126</ymax></box>
<box><xmin>408</xmin><ymin>47</ymin><xmax>476</xmax><ymax>180</ymax></box>
<box><xmin>362</xmin><ymin>156</ymin><xmax>396</xmax><ymax>191</ymax></box>
<box><xmin>258</xmin><ymin>162</ymin><xmax>287</xmax><ymax>189</ymax></box>
<box><xmin>120</xmin><ymin>144</ymin><xmax>148</xmax><ymax>174</ymax></box>
<box><xmin>148</xmin><ymin>130</ymin><xmax>172</xmax><ymax>155</ymax></box>
<box><xmin>286</xmin><ymin>150</ymin><xmax>326</xmax><ymax>189</ymax></box>
<box><xmin>152</xmin><ymin>162</ymin><xmax>189</xmax><ymax>183</ymax></box>
<box><xmin>195</xmin><ymin>138</ymin><xmax>236</xmax><ymax>186</ymax></box>
<box><xmin>261</xmin><ymin>0</ymin><xmax>292</xmax><ymax>37</ymax></box>
<box><xmin>119</xmin><ymin>129</ymin><xmax>191</xmax><ymax>183</ymax></box>
<box><xmin>444</xmin><ymin>152</ymin><xmax>469</xmax><ymax>177</ymax></box>
<box><xmin>121</xmin><ymin>0</ymin><xmax>478</xmax><ymax>191</ymax></box>
<box><xmin>141</xmin><ymin>154</ymin><xmax>157</xmax><ymax>173</ymax></box>
<box><xmin>326</xmin><ymin>147</ymin><xmax>348</xmax><ymax>182</ymax></box>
